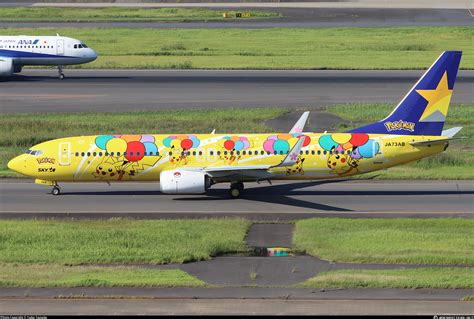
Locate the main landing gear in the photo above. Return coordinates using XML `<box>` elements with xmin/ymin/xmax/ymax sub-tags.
<box><xmin>58</xmin><ymin>65</ymin><xmax>65</xmax><ymax>79</ymax></box>
<box><xmin>229</xmin><ymin>182</ymin><xmax>244</xmax><ymax>199</ymax></box>
<box><xmin>51</xmin><ymin>185</ymin><xmax>61</xmax><ymax>195</ymax></box>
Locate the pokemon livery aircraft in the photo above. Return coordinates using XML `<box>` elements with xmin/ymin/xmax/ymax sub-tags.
<box><xmin>0</xmin><ymin>35</ymin><xmax>97</xmax><ymax>79</ymax></box>
<box><xmin>8</xmin><ymin>51</ymin><xmax>463</xmax><ymax>198</ymax></box>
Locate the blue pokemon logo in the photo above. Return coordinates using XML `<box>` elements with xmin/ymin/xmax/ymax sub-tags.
<box><xmin>384</xmin><ymin>120</ymin><xmax>415</xmax><ymax>132</ymax></box>
<box><xmin>18</xmin><ymin>39</ymin><xmax>40</xmax><ymax>45</ymax></box>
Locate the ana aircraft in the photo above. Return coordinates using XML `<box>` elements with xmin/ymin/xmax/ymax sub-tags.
<box><xmin>0</xmin><ymin>35</ymin><xmax>97</xmax><ymax>79</ymax></box>
<box><xmin>8</xmin><ymin>51</ymin><xmax>463</xmax><ymax>198</ymax></box>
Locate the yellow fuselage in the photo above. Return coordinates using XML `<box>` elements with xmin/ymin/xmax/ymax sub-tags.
<box><xmin>8</xmin><ymin>132</ymin><xmax>447</xmax><ymax>184</ymax></box>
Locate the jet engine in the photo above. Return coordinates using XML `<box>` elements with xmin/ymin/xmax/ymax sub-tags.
<box><xmin>159</xmin><ymin>169</ymin><xmax>211</xmax><ymax>194</ymax></box>
<box><xmin>0</xmin><ymin>58</ymin><xmax>13</xmax><ymax>77</ymax></box>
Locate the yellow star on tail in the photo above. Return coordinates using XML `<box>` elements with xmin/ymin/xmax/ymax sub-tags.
<box><xmin>416</xmin><ymin>71</ymin><xmax>453</xmax><ymax>122</ymax></box>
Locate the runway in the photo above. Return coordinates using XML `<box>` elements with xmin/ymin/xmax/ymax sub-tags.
<box><xmin>2</xmin><ymin>70</ymin><xmax>473</xmax><ymax>113</ymax></box>
<box><xmin>1</xmin><ymin>180</ymin><xmax>472</xmax><ymax>219</ymax></box>
<box><xmin>2</xmin><ymin>299</ymin><xmax>473</xmax><ymax>315</ymax></box>
<box><xmin>1</xmin><ymin>8</ymin><xmax>471</xmax><ymax>28</ymax></box>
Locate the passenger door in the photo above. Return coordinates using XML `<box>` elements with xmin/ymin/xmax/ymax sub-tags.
<box><xmin>56</xmin><ymin>39</ymin><xmax>64</xmax><ymax>55</ymax></box>
<box><xmin>372</xmin><ymin>137</ymin><xmax>384</xmax><ymax>164</ymax></box>
<box><xmin>58</xmin><ymin>142</ymin><xmax>71</xmax><ymax>166</ymax></box>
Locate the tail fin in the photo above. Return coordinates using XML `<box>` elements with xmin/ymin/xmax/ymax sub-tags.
<box><xmin>349</xmin><ymin>51</ymin><xmax>462</xmax><ymax>136</ymax></box>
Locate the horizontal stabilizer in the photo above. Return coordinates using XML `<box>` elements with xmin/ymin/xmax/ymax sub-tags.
<box><xmin>442</xmin><ymin>126</ymin><xmax>463</xmax><ymax>138</ymax></box>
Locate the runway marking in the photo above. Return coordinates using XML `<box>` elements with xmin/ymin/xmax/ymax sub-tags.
<box><xmin>0</xmin><ymin>93</ymin><xmax>107</xmax><ymax>99</ymax></box>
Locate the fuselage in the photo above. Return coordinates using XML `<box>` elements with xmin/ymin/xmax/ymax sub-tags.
<box><xmin>8</xmin><ymin>132</ymin><xmax>447</xmax><ymax>183</ymax></box>
<box><xmin>0</xmin><ymin>35</ymin><xmax>97</xmax><ymax>73</ymax></box>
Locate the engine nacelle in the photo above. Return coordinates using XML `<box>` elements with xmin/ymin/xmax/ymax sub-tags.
<box><xmin>160</xmin><ymin>169</ymin><xmax>211</xmax><ymax>194</ymax></box>
<box><xmin>0</xmin><ymin>58</ymin><xmax>13</xmax><ymax>77</ymax></box>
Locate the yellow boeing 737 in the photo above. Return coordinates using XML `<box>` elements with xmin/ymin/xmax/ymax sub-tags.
<box><xmin>8</xmin><ymin>51</ymin><xmax>463</xmax><ymax>198</ymax></box>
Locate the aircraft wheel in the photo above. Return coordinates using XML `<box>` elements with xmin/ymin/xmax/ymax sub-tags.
<box><xmin>59</xmin><ymin>73</ymin><xmax>65</xmax><ymax>80</ymax></box>
<box><xmin>229</xmin><ymin>182</ymin><xmax>244</xmax><ymax>199</ymax></box>
<box><xmin>52</xmin><ymin>186</ymin><xmax>61</xmax><ymax>195</ymax></box>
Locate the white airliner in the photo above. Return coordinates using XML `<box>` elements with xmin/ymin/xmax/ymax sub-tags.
<box><xmin>0</xmin><ymin>35</ymin><xmax>97</xmax><ymax>79</ymax></box>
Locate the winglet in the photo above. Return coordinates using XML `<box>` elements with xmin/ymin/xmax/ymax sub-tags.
<box><xmin>442</xmin><ymin>127</ymin><xmax>462</xmax><ymax>138</ymax></box>
<box><xmin>210</xmin><ymin>129</ymin><xmax>216</xmax><ymax>134</ymax></box>
<box><xmin>273</xmin><ymin>135</ymin><xmax>306</xmax><ymax>168</ymax></box>
<box><xmin>289</xmin><ymin>112</ymin><xmax>310</xmax><ymax>134</ymax></box>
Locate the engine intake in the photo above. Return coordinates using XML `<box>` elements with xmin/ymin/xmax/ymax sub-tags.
<box><xmin>160</xmin><ymin>169</ymin><xmax>211</xmax><ymax>194</ymax></box>
<box><xmin>0</xmin><ymin>58</ymin><xmax>13</xmax><ymax>77</ymax></box>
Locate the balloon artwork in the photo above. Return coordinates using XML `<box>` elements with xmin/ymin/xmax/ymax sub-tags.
<box><xmin>263</xmin><ymin>133</ymin><xmax>311</xmax><ymax>154</ymax></box>
<box><xmin>95</xmin><ymin>135</ymin><xmax>160</xmax><ymax>162</ymax></box>
<box><xmin>163</xmin><ymin>135</ymin><xmax>200</xmax><ymax>150</ymax></box>
<box><xmin>318</xmin><ymin>133</ymin><xmax>379</xmax><ymax>159</ymax></box>
<box><xmin>218</xmin><ymin>136</ymin><xmax>250</xmax><ymax>151</ymax></box>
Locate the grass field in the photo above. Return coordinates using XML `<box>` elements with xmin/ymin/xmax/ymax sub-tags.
<box><xmin>0</xmin><ymin>264</ymin><xmax>206</xmax><ymax>288</ymax></box>
<box><xmin>0</xmin><ymin>219</ymin><xmax>250</xmax><ymax>264</ymax></box>
<box><xmin>0</xmin><ymin>7</ymin><xmax>278</xmax><ymax>22</ymax></box>
<box><xmin>297</xmin><ymin>267</ymin><xmax>474</xmax><ymax>289</ymax></box>
<box><xmin>3</xmin><ymin>27</ymin><xmax>472</xmax><ymax>69</ymax></box>
<box><xmin>325</xmin><ymin>103</ymin><xmax>474</xmax><ymax>179</ymax></box>
<box><xmin>293</xmin><ymin>218</ymin><xmax>474</xmax><ymax>265</ymax></box>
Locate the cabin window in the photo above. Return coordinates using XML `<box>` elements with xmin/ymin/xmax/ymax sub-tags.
<box><xmin>93</xmin><ymin>152</ymin><xmax>97</xmax><ymax>156</ymax></box>
<box><xmin>87</xmin><ymin>152</ymin><xmax>91</xmax><ymax>157</ymax></box>
<box><xmin>75</xmin><ymin>152</ymin><xmax>79</xmax><ymax>157</ymax></box>
<box><xmin>116</xmin><ymin>152</ymin><xmax>121</xmax><ymax>156</ymax></box>
<box><xmin>169</xmin><ymin>152</ymin><xmax>172</xmax><ymax>156</ymax></box>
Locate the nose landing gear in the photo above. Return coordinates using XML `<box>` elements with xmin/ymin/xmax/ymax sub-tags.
<box><xmin>58</xmin><ymin>65</ymin><xmax>65</xmax><ymax>79</ymax></box>
<box><xmin>52</xmin><ymin>185</ymin><xmax>61</xmax><ymax>195</ymax></box>
<box><xmin>229</xmin><ymin>182</ymin><xmax>244</xmax><ymax>199</ymax></box>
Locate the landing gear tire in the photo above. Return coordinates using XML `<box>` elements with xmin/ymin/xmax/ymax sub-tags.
<box><xmin>229</xmin><ymin>182</ymin><xmax>244</xmax><ymax>199</ymax></box>
<box><xmin>58</xmin><ymin>65</ymin><xmax>65</xmax><ymax>80</ymax></box>
<box><xmin>52</xmin><ymin>186</ymin><xmax>61</xmax><ymax>195</ymax></box>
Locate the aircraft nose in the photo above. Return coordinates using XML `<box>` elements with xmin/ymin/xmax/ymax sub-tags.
<box><xmin>7</xmin><ymin>155</ymin><xmax>27</xmax><ymax>175</ymax></box>
<box><xmin>88</xmin><ymin>49</ymin><xmax>97</xmax><ymax>62</ymax></box>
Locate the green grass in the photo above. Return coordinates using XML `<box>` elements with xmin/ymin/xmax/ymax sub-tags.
<box><xmin>297</xmin><ymin>268</ymin><xmax>474</xmax><ymax>289</ymax></box>
<box><xmin>463</xmin><ymin>296</ymin><xmax>474</xmax><ymax>301</ymax></box>
<box><xmin>0</xmin><ymin>219</ymin><xmax>251</xmax><ymax>265</ymax></box>
<box><xmin>326</xmin><ymin>103</ymin><xmax>474</xmax><ymax>179</ymax></box>
<box><xmin>0</xmin><ymin>264</ymin><xmax>205</xmax><ymax>288</ymax></box>
<box><xmin>0</xmin><ymin>7</ymin><xmax>278</xmax><ymax>22</ymax></box>
<box><xmin>293</xmin><ymin>218</ymin><xmax>474</xmax><ymax>265</ymax></box>
<box><xmin>3</xmin><ymin>27</ymin><xmax>472</xmax><ymax>69</ymax></box>
<box><xmin>0</xmin><ymin>107</ymin><xmax>289</xmax><ymax>176</ymax></box>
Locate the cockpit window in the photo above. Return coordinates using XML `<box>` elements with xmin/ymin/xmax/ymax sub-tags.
<box><xmin>81</xmin><ymin>43</ymin><xmax>88</xmax><ymax>48</ymax></box>
<box><xmin>25</xmin><ymin>150</ymin><xmax>43</xmax><ymax>156</ymax></box>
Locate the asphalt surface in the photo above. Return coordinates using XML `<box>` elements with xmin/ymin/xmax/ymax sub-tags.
<box><xmin>2</xmin><ymin>287</ymin><xmax>472</xmax><ymax>300</ymax></box>
<box><xmin>1</xmin><ymin>8</ymin><xmax>472</xmax><ymax>28</ymax></box>
<box><xmin>1</xmin><ymin>70</ymin><xmax>473</xmax><ymax>113</ymax></box>
<box><xmin>246</xmin><ymin>223</ymin><xmax>294</xmax><ymax>247</ymax></box>
<box><xmin>2</xmin><ymin>299</ymin><xmax>473</xmax><ymax>315</ymax></box>
<box><xmin>1</xmin><ymin>180</ymin><xmax>473</xmax><ymax>218</ymax></box>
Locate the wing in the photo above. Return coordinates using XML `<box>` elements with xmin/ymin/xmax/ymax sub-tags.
<box><xmin>182</xmin><ymin>135</ymin><xmax>306</xmax><ymax>181</ymax></box>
